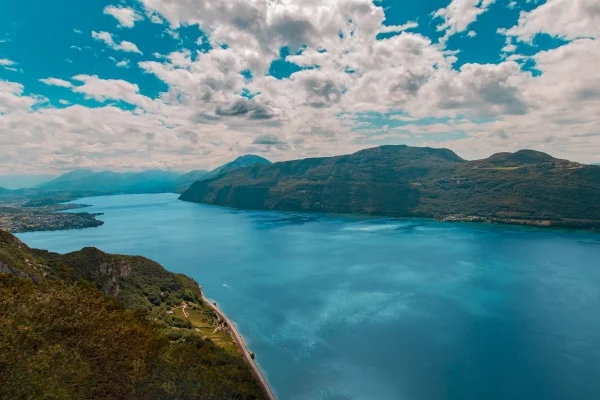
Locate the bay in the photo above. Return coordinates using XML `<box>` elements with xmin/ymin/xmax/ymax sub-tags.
<box><xmin>17</xmin><ymin>193</ymin><xmax>600</xmax><ymax>400</ymax></box>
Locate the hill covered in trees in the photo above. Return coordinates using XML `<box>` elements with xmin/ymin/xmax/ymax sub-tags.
<box><xmin>180</xmin><ymin>145</ymin><xmax>600</xmax><ymax>230</ymax></box>
<box><xmin>0</xmin><ymin>229</ymin><xmax>265</xmax><ymax>400</ymax></box>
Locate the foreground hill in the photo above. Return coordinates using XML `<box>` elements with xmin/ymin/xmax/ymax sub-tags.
<box><xmin>0</xmin><ymin>229</ymin><xmax>265</xmax><ymax>400</ymax></box>
<box><xmin>180</xmin><ymin>145</ymin><xmax>600</xmax><ymax>230</ymax></box>
<box><xmin>38</xmin><ymin>169</ymin><xmax>182</xmax><ymax>193</ymax></box>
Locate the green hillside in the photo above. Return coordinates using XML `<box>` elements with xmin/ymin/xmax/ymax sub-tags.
<box><xmin>180</xmin><ymin>145</ymin><xmax>600</xmax><ymax>230</ymax></box>
<box><xmin>0</xmin><ymin>229</ymin><xmax>265</xmax><ymax>400</ymax></box>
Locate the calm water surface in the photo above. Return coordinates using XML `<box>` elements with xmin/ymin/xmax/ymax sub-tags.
<box><xmin>17</xmin><ymin>193</ymin><xmax>600</xmax><ymax>400</ymax></box>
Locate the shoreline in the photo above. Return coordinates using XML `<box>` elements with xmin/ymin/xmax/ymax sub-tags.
<box><xmin>201</xmin><ymin>292</ymin><xmax>277</xmax><ymax>400</ymax></box>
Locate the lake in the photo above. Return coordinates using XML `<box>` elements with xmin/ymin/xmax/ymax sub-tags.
<box><xmin>17</xmin><ymin>193</ymin><xmax>600</xmax><ymax>400</ymax></box>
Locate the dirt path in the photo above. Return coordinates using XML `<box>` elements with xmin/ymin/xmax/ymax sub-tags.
<box><xmin>202</xmin><ymin>293</ymin><xmax>277</xmax><ymax>400</ymax></box>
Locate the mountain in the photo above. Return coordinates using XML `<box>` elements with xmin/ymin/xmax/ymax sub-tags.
<box><xmin>180</xmin><ymin>145</ymin><xmax>600</xmax><ymax>230</ymax></box>
<box><xmin>175</xmin><ymin>155</ymin><xmax>271</xmax><ymax>193</ymax></box>
<box><xmin>174</xmin><ymin>169</ymin><xmax>208</xmax><ymax>193</ymax></box>
<box><xmin>36</xmin><ymin>157</ymin><xmax>271</xmax><ymax>195</ymax></box>
<box><xmin>0</xmin><ymin>229</ymin><xmax>265</xmax><ymax>399</ymax></box>
<box><xmin>0</xmin><ymin>186</ymin><xmax>9</xmax><ymax>195</ymax></box>
<box><xmin>38</xmin><ymin>169</ymin><xmax>182</xmax><ymax>193</ymax></box>
<box><xmin>202</xmin><ymin>155</ymin><xmax>272</xmax><ymax>182</ymax></box>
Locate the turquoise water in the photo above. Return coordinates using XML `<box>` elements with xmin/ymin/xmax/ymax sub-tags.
<box><xmin>17</xmin><ymin>193</ymin><xmax>600</xmax><ymax>400</ymax></box>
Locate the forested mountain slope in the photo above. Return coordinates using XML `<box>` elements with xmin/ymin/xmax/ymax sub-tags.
<box><xmin>180</xmin><ymin>145</ymin><xmax>600</xmax><ymax>229</ymax></box>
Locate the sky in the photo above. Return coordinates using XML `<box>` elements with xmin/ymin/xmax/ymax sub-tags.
<box><xmin>1</xmin><ymin>0</ymin><xmax>599</xmax><ymax>174</ymax></box>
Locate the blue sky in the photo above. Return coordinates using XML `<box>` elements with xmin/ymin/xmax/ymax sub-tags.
<box><xmin>1</xmin><ymin>0</ymin><xmax>599</xmax><ymax>174</ymax></box>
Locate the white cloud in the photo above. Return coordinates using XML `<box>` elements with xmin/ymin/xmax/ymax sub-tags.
<box><xmin>0</xmin><ymin>80</ymin><xmax>46</xmax><ymax>114</ymax></box>
<box><xmin>378</xmin><ymin>21</ymin><xmax>418</xmax><ymax>35</ymax></box>
<box><xmin>73</xmin><ymin>29</ymin><xmax>82</xmax><ymax>34</ymax></box>
<box><xmin>59</xmin><ymin>99</ymin><xmax>70</xmax><ymax>105</ymax></box>
<box><xmin>92</xmin><ymin>31</ymin><xmax>142</xmax><ymax>54</ymax></box>
<box><xmin>70</xmin><ymin>75</ymin><xmax>153</xmax><ymax>109</ymax></box>
<box><xmin>149</xmin><ymin>13</ymin><xmax>163</xmax><ymax>24</ymax></box>
<box><xmin>39</xmin><ymin>78</ymin><xmax>73</xmax><ymax>88</ymax></box>
<box><xmin>0</xmin><ymin>58</ymin><xmax>16</xmax><ymax>66</ymax></box>
<box><xmin>104</xmin><ymin>6</ymin><xmax>144</xmax><ymax>28</ymax></box>
<box><xmin>1</xmin><ymin>0</ymin><xmax>600</xmax><ymax>173</ymax></box>
<box><xmin>116</xmin><ymin>60</ymin><xmax>130</xmax><ymax>68</ymax></box>
<box><xmin>433</xmin><ymin>0</ymin><xmax>496</xmax><ymax>43</ymax></box>
<box><xmin>504</xmin><ymin>0</ymin><xmax>600</xmax><ymax>43</ymax></box>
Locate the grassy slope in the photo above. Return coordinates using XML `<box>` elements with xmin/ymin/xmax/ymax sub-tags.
<box><xmin>0</xmin><ymin>229</ymin><xmax>265</xmax><ymax>400</ymax></box>
<box><xmin>180</xmin><ymin>146</ymin><xmax>600</xmax><ymax>228</ymax></box>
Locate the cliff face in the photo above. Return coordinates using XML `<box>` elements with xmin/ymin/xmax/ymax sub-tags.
<box><xmin>179</xmin><ymin>145</ymin><xmax>600</xmax><ymax>226</ymax></box>
<box><xmin>0</xmin><ymin>229</ymin><xmax>204</xmax><ymax>310</ymax></box>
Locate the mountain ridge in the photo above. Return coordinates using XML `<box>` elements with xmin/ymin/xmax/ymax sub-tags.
<box><xmin>179</xmin><ymin>145</ymin><xmax>600</xmax><ymax>230</ymax></box>
<box><xmin>38</xmin><ymin>169</ymin><xmax>182</xmax><ymax>193</ymax></box>
<box><xmin>32</xmin><ymin>155</ymin><xmax>272</xmax><ymax>195</ymax></box>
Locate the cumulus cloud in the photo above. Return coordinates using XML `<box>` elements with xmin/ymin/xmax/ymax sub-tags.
<box><xmin>70</xmin><ymin>75</ymin><xmax>154</xmax><ymax>109</ymax></box>
<box><xmin>503</xmin><ymin>0</ymin><xmax>600</xmax><ymax>43</ymax></box>
<box><xmin>92</xmin><ymin>31</ymin><xmax>142</xmax><ymax>54</ymax></box>
<box><xmin>104</xmin><ymin>5</ymin><xmax>144</xmax><ymax>28</ymax></box>
<box><xmin>434</xmin><ymin>0</ymin><xmax>496</xmax><ymax>43</ymax></box>
<box><xmin>1</xmin><ymin>0</ymin><xmax>600</xmax><ymax>173</ymax></box>
<box><xmin>0</xmin><ymin>80</ymin><xmax>46</xmax><ymax>114</ymax></box>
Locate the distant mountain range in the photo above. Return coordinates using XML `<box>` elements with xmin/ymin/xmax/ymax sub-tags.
<box><xmin>37</xmin><ymin>169</ymin><xmax>182</xmax><ymax>193</ymax></box>
<box><xmin>180</xmin><ymin>145</ymin><xmax>600</xmax><ymax>230</ymax></box>
<box><xmin>0</xmin><ymin>155</ymin><xmax>272</xmax><ymax>198</ymax></box>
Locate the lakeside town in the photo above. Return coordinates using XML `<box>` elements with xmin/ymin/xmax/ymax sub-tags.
<box><xmin>0</xmin><ymin>202</ymin><xmax>103</xmax><ymax>233</ymax></box>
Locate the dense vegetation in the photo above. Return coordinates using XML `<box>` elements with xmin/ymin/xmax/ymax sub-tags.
<box><xmin>0</xmin><ymin>230</ymin><xmax>265</xmax><ymax>400</ymax></box>
<box><xmin>180</xmin><ymin>145</ymin><xmax>600</xmax><ymax>229</ymax></box>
